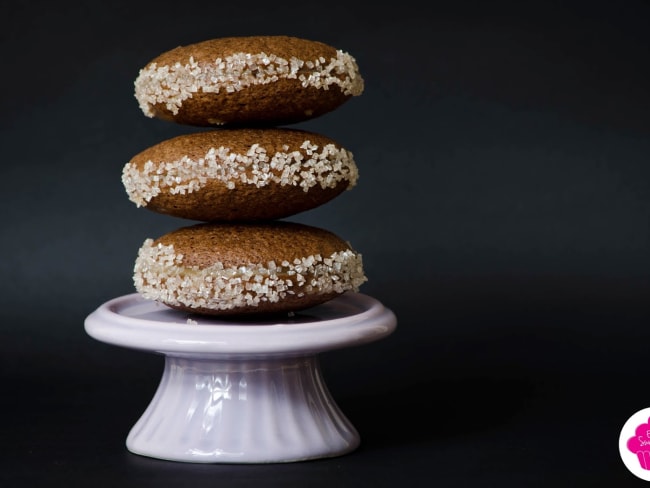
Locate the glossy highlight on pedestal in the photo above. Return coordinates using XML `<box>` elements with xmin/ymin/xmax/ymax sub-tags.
<box><xmin>84</xmin><ymin>291</ymin><xmax>396</xmax><ymax>463</ymax></box>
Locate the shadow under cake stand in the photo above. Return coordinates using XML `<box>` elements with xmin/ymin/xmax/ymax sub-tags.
<box><xmin>84</xmin><ymin>291</ymin><xmax>397</xmax><ymax>463</ymax></box>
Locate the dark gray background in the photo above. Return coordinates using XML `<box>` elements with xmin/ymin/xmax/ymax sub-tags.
<box><xmin>2</xmin><ymin>0</ymin><xmax>650</xmax><ymax>486</ymax></box>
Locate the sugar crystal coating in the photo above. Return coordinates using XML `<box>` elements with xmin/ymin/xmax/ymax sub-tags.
<box><xmin>121</xmin><ymin>140</ymin><xmax>358</xmax><ymax>207</ymax></box>
<box><xmin>133</xmin><ymin>239</ymin><xmax>367</xmax><ymax>312</ymax></box>
<box><xmin>135</xmin><ymin>50</ymin><xmax>364</xmax><ymax>117</ymax></box>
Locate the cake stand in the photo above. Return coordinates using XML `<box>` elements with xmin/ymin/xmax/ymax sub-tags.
<box><xmin>84</xmin><ymin>291</ymin><xmax>397</xmax><ymax>463</ymax></box>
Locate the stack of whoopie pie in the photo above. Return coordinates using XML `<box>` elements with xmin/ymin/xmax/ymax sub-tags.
<box><xmin>121</xmin><ymin>35</ymin><xmax>367</xmax><ymax>316</ymax></box>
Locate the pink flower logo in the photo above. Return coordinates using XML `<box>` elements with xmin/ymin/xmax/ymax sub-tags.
<box><xmin>627</xmin><ymin>417</ymin><xmax>650</xmax><ymax>470</ymax></box>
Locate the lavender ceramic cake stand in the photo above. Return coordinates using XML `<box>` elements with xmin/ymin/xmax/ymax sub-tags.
<box><xmin>84</xmin><ymin>291</ymin><xmax>396</xmax><ymax>463</ymax></box>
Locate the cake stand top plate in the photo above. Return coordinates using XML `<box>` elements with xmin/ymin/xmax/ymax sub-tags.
<box><xmin>85</xmin><ymin>292</ymin><xmax>397</xmax><ymax>357</ymax></box>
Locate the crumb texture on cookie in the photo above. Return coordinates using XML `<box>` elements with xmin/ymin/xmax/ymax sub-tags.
<box><xmin>133</xmin><ymin>222</ymin><xmax>368</xmax><ymax>315</ymax></box>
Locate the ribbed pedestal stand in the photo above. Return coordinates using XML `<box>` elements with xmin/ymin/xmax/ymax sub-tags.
<box><xmin>84</xmin><ymin>292</ymin><xmax>396</xmax><ymax>463</ymax></box>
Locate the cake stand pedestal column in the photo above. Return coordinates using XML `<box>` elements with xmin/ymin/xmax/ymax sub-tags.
<box><xmin>84</xmin><ymin>292</ymin><xmax>396</xmax><ymax>463</ymax></box>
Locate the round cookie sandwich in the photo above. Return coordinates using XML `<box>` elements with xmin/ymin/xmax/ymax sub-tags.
<box><xmin>122</xmin><ymin>128</ymin><xmax>358</xmax><ymax>221</ymax></box>
<box><xmin>134</xmin><ymin>35</ymin><xmax>364</xmax><ymax>127</ymax></box>
<box><xmin>133</xmin><ymin>221</ymin><xmax>367</xmax><ymax>316</ymax></box>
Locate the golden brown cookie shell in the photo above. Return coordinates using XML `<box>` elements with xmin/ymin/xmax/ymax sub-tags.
<box><xmin>165</xmin><ymin>291</ymin><xmax>340</xmax><ymax>317</ymax></box>
<box><xmin>149</xmin><ymin>83</ymin><xmax>349</xmax><ymax>127</ymax></box>
<box><xmin>151</xmin><ymin>36</ymin><xmax>340</xmax><ymax>65</ymax></box>
<box><xmin>129</xmin><ymin>128</ymin><xmax>343</xmax><ymax>168</ymax></box>
<box><xmin>155</xmin><ymin>221</ymin><xmax>348</xmax><ymax>269</ymax></box>
<box><xmin>139</xmin><ymin>35</ymin><xmax>360</xmax><ymax>126</ymax></box>
<box><xmin>146</xmin><ymin>180</ymin><xmax>347</xmax><ymax>222</ymax></box>
<box><xmin>148</xmin><ymin>221</ymin><xmax>359</xmax><ymax>315</ymax></box>
<box><xmin>126</xmin><ymin>128</ymin><xmax>356</xmax><ymax>221</ymax></box>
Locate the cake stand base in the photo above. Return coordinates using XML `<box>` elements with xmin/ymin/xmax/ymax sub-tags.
<box><xmin>84</xmin><ymin>292</ymin><xmax>396</xmax><ymax>464</ymax></box>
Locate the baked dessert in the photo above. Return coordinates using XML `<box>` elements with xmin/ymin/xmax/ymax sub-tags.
<box><xmin>133</xmin><ymin>221</ymin><xmax>367</xmax><ymax>315</ymax></box>
<box><xmin>127</xmin><ymin>35</ymin><xmax>367</xmax><ymax>317</ymax></box>
<box><xmin>134</xmin><ymin>35</ymin><xmax>364</xmax><ymax>126</ymax></box>
<box><xmin>122</xmin><ymin>128</ymin><xmax>358</xmax><ymax>221</ymax></box>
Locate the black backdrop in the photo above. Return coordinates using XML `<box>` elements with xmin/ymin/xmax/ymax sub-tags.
<box><xmin>2</xmin><ymin>0</ymin><xmax>650</xmax><ymax>486</ymax></box>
